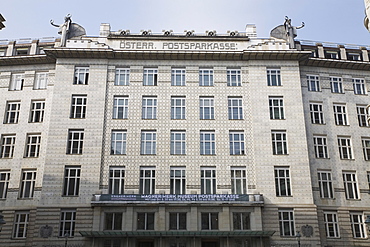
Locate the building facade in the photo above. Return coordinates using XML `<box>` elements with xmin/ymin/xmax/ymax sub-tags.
<box><xmin>0</xmin><ymin>22</ymin><xmax>369</xmax><ymax>247</ymax></box>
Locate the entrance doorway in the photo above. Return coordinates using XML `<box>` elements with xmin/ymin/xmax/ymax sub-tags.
<box><xmin>201</xmin><ymin>241</ymin><xmax>219</xmax><ymax>247</ymax></box>
<box><xmin>138</xmin><ymin>240</ymin><xmax>154</xmax><ymax>247</ymax></box>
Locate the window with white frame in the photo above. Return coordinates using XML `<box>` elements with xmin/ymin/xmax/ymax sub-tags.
<box><xmin>70</xmin><ymin>95</ymin><xmax>87</xmax><ymax>119</ymax></box>
<box><xmin>19</xmin><ymin>170</ymin><xmax>36</xmax><ymax>198</ymax></box>
<box><xmin>13</xmin><ymin>211</ymin><xmax>29</xmax><ymax>238</ymax></box>
<box><xmin>67</xmin><ymin>129</ymin><xmax>84</xmax><ymax>154</ymax></box>
<box><xmin>139</xmin><ymin>167</ymin><xmax>155</xmax><ymax>194</ymax></box>
<box><xmin>63</xmin><ymin>166</ymin><xmax>81</xmax><ymax>196</ymax></box>
<box><xmin>14</xmin><ymin>47</ymin><xmax>29</xmax><ymax>56</ymax></box>
<box><xmin>111</xmin><ymin>130</ymin><xmax>127</xmax><ymax>155</ymax></box>
<box><xmin>353</xmin><ymin>78</ymin><xmax>366</xmax><ymax>95</ymax></box>
<box><xmin>9</xmin><ymin>73</ymin><xmax>24</xmax><ymax>91</ymax></box>
<box><xmin>24</xmin><ymin>133</ymin><xmax>41</xmax><ymax>158</ymax></box>
<box><xmin>228</xmin><ymin>97</ymin><xmax>243</xmax><ymax>120</ymax></box>
<box><xmin>350</xmin><ymin>212</ymin><xmax>366</xmax><ymax>238</ymax></box>
<box><xmin>333</xmin><ymin>104</ymin><xmax>348</xmax><ymax>125</ymax></box>
<box><xmin>269</xmin><ymin>96</ymin><xmax>284</xmax><ymax>120</ymax></box>
<box><xmin>113</xmin><ymin>96</ymin><xmax>128</xmax><ymax>119</ymax></box>
<box><xmin>59</xmin><ymin>209</ymin><xmax>76</xmax><ymax>237</ymax></box>
<box><xmin>307</xmin><ymin>75</ymin><xmax>320</xmax><ymax>91</ymax></box>
<box><xmin>115</xmin><ymin>68</ymin><xmax>130</xmax><ymax>86</ymax></box>
<box><xmin>338</xmin><ymin>136</ymin><xmax>352</xmax><ymax>159</ymax></box>
<box><xmin>229</xmin><ymin>131</ymin><xmax>245</xmax><ymax>155</ymax></box>
<box><xmin>137</xmin><ymin>212</ymin><xmax>154</xmax><ymax>230</ymax></box>
<box><xmin>171</xmin><ymin>69</ymin><xmax>186</xmax><ymax>86</ymax></box>
<box><xmin>200</xmin><ymin>97</ymin><xmax>214</xmax><ymax>119</ymax></box>
<box><xmin>318</xmin><ymin>171</ymin><xmax>334</xmax><ymax>198</ymax></box>
<box><xmin>363</xmin><ymin>138</ymin><xmax>370</xmax><ymax>161</ymax></box>
<box><xmin>1</xmin><ymin>135</ymin><xmax>16</xmax><ymax>158</ymax></box>
<box><xmin>348</xmin><ymin>53</ymin><xmax>361</xmax><ymax>61</ymax></box>
<box><xmin>357</xmin><ymin>105</ymin><xmax>369</xmax><ymax>127</ymax></box>
<box><xmin>169</xmin><ymin>212</ymin><xmax>186</xmax><ymax>230</ymax></box>
<box><xmin>267</xmin><ymin>68</ymin><xmax>281</xmax><ymax>86</ymax></box>
<box><xmin>34</xmin><ymin>72</ymin><xmax>48</xmax><ymax>89</ymax></box>
<box><xmin>170</xmin><ymin>167</ymin><xmax>186</xmax><ymax>194</ymax></box>
<box><xmin>109</xmin><ymin>167</ymin><xmax>125</xmax><ymax>194</ymax></box>
<box><xmin>309</xmin><ymin>102</ymin><xmax>324</xmax><ymax>124</ymax></box>
<box><xmin>368</xmin><ymin>172</ymin><xmax>370</xmax><ymax>190</ymax></box>
<box><xmin>201</xmin><ymin>213</ymin><xmax>218</xmax><ymax>230</ymax></box>
<box><xmin>170</xmin><ymin>131</ymin><xmax>186</xmax><ymax>155</ymax></box>
<box><xmin>233</xmin><ymin>212</ymin><xmax>250</xmax><ymax>230</ymax></box>
<box><xmin>143</xmin><ymin>68</ymin><xmax>158</xmax><ymax>86</ymax></box>
<box><xmin>231</xmin><ymin>167</ymin><xmax>247</xmax><ymax>194</ymax></box>
<box><xmin>274</xmin><ymin>167</ymin><xmax>291</xmax><ymax>196</ymax></box>
<box><xmin>325</xmin><ymin>51</ymin><xmax>339</xmax><ymax>59</ymax></box>
<box><xmin>200</xmin><ymin>131</ymin><xmax>215</xmax><ymax>155</ymax></box>
<box><xmin>343</xmin><ymin>172</ymin><xmax>359</xmax><ymax>199</ymax></box>
<box><xmin>4</xmin><ymin>101</ymin><xmax>20</xmax><ymax>124</ymax></box>
<box><xmin>271</xmin><ymin>130</ymin><xmax>287</xmax><ymax>155</ymax></box>
<box><xmin>278</xmin><ymin>209</ymin><xmax>295</xmax><ymax>236</ymax></box>
<box><xmin>199</xmin><ymin>69</ymin><xmax>213</xmax><ymax>86</ymax></box>
<box><xmin>0</xmin><ymin>171</ymin><xmax>10</xmax><ymax>199</ymax></box>
<box><xmin>227</xmin><ymin>69</ymin><xmax>241</xmax><ymax>86</ymax></box>
<box><xmin>324</xmin><ymin>211</ymin><xmax>340</xmax><ymax>238</ymax></box>
<box><xmin>73</xmin><ymin>67</ymin><xmax>89</xmax><ymax>85</ymax></box>
<box><xmin>171</xmin><ymin>97</ymin><xmax>185</xmax><ymax>119</ymax></box>
<box><xmin>201</xmin><ymin>167</ymin><xmax>216</xmax><ymax>194</ymax></box>
<box><xmin>330</xmin><ymin>77</ymin><xmax>343</xmax><ymax>93</ymax></box>
<box><xmin>313</xmin><ymin>135</ymin><xmax>328</xmax><ymax>158</ymax></box>
<box><xmin>105</xmin><ymin>212</ymin><xmax>123</xmax><ymax>230</ymax></box>
<box><xmin>29</xmin><ymin>100</ymin><xmax>45</xmax><ymax>123</ymax></box>
<box><xmin>141</xmin><ymin>131</ymin><xmax>156</xmax><ymax>155</ymax></box>
<box><xmin>142</xmin><ymin>97</ymin><xmax>157</xmax><ymax>119</ymax></box>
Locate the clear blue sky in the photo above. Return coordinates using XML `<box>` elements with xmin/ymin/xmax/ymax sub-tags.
<box><xmin>1</xmin><ymin>0</ymin><xmax>369</xmax><ymax>46</ymax></box>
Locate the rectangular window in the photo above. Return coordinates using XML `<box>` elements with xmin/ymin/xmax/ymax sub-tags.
<box><xmin>19</xmin><ymin>170</ymin><xmax>36</xmax><ymax>198</ymax></box>
<box><xmin>357</xmin><ymin>105</ymin><xmax>369</xmax><ymax>127</ymax></box>
<box><xmin>309</xmin><ymin>102</ymin><xmax>324</xmax><ymax>124</ymax></box>
<box><xmin>333</xmin><ymin>104</ymin><xmax>348</xmax><ymax>125</ymax></box>
<box><xmin>318</xmin><ymin>171</ymin><xmax>334</xmax><ymax>198</ymax></box>
<box><xmin>362</xmin><ymin>138</ymin><xmax>370</xmax><ymax>161</ymax></box>
<box><xmin>169</xmin><ymin>213</ymin><xmax>186</xmax><ymax>230</ymax></box>
<box><xmin>63</xmin><ymin>166</ymin><xmax>81</xmax><ymax>196</ymax></box>
<box><xmin>348</xmin><ymin>53</ymin><xmax>361</xmax><ymax>61</ymax></box>
<box><xmin>115</xmin><ymin>68</ymin><xmax>130</xmax><ymax>86</ymax></box>
<box><xmin>171</xmin><ymin>131</ymin><xmax>186</xmax><ymax>155</ymax></box>
<box><xmin>103</xmin><ymin>240</ymin><xmax>121</xmax><ymax>247</ymax></box>
<box><xmin>330</xmin><ymin>77</ymin><xmax>343</xmax><ymax>93</ymax></box>
<box><xmin>278</xmin><ymin>209</ymin><xmax>294</xmax><ymax>236</ymax></box>
<box><xmin>324</xmin><ymin>212</ymin><xmax>340</xmax><ymax>238</ymax></box>
<box><xmin>109</xmin><ymin>167</ymin><xmax>125</xmax><ymax>194</ymax></box>
<box><xmin>231</xmin><ymin>168</ymin><xmax>247</xmax><ymax>194</ymax></box>
<box><xmin>201</xmin><ymin>213</ymin><xmax>218</xmax><ymax>230</ymax></box>
<box><xmin>0</xmin><ymin>171</ymin><xmax>10</xmax><ymax>199</ymax></box>
<box><xmin>1</xmin><ymin>135</ymin><xmax>16</xmax><ymax>158</ymax></box>
<box><xmin>200</xmin><ymin>97</ymin><xmax>214</xmax><ymax>120</ymax></box>
<box><xmin>313</xmin><ymin>135</ymin><xmax>328</xmax><ymax>158</ymax></box>
<box><xmin>350</xmin><ymin>212</ymin><xmax>366</xmax><ymax>238</ymax></box>
<box><xmin>13</xmin><ymin>211</ymin><xmax>29</xmax><ymax>238</ymax></box>
<box><xmin>143</xmin><ymin>68</ymin><xmax>158</xmax><ymax>86</ymax></box>
<box><xmin>29</xmin><ymin>100</ymin><xmax>45</xmax><ymax>123</ymax></box>
<box><xmin>201</xmin><ymin>167</ymin><xmax>216</xmax><ymax>194</ymax></box>
<box><xmin>229</xmin><ymin>131</ymin><xmax>245</xmax><ymax>155</ymax></box>
<box><xmin>73</xmin><ymin>67</ymin><xmax>89</xmax><ymax>85</ymax></box>
<box><xmin>170</xmin><ymin>167</ymin><xmax>186</xmax><ymax>194</ymax></box>
<box><xmin>307</xmin><ymin>75</ymin><xmax>320</xmax><ymax>91</ymax></box>
<box><xmin>34</xmin><ymin>72</ymin><xmax>48</xmax><ymax>89</ymax></box>
<box><xmin>227</xmin><ymin>69</ymin><xmax>241</xmax><ymax>86</ymax></box>
<box><xmin>368</xmin><ymin>172</ymin><xmax>370</xmax><ymax>190</ymax></box>
<box><xmin>267</xmin><ymin>69</ymin><xmax>281</xmax><ymax>86</ymax></box>
<box><xmin>171</xmin><ymin>97</ymin><xmax>185</xmax><ymax>119</ymax></box>
<box><xmin>70</xmin><ymin>95</ymin><xmax>87</xmax><ymax>119</ymax></box>
<box><xmin>353</xmin><ymin>78</ymin><xmax>366</xmax><ymax>95</ymax></box>
<box><xmin>338</xmin><ymin>137</ymin><xmax>352</xmax><ymax>159</ymax></box>
<box><xmin>139</xmin><ymin>167</ymin><xmax>155</xmax><ymax>194</ymax></box>
<box><xmin>142</xmin><ymin>97</ymin><xmax>157</xmax><ymax>119</ymax></box>
<box><xmin>59</xmin><ymin>209</ymin><xmax>76</xmax><ymax>237</ymax></box>
<box><xmin>141</xmin><ymin>131</ymin><xmax>156</xmax><ymax>155</ymax></box>
<box><xmin>228</xmin><ymin>97</ymin><xmax>243</xmax><ymax>120</ymax></box>
<box><xmin>200</xmin><ymin>131</ymin><xmax>215</xmax><ymax>155</ymax></box>
<box><xmin>67</xmin><ymin>129</ymin><xmax>84</xmax><ymax>154</ymax></box>
<box><xmin>325</xmin><ymin>51</ymin><xmax>339</xmax><ymax>59</ymax></box>
<box><xmin>14</xmin><ymin>47</ymin><xmax>29</xmax><ymax>56</ymax></box>
<box><xmin>9</xmin><ymin>73</ymin><xmax>24</xmax><ymax>91</ymax></box>
<box><xmin>269</xmin><ymin>96</ymin><xmax>284</xmax><ymax>120</ymax></box>
<box><xmin>113</xmin><ymin>96</ymin><xmax>128</xmax><ymax>119</ymax></box>
<box><xmin>25</xmin><ymin>133</ymin><xmax>41</xmax><ymax>158</ymax></box>
<box><xmin>275</xmin><ymin>167</ymin><xmax>291</xmax><ymax>196</ymax></box>
<box><xmin>111</xmin><ymin>130</ymin><xmax>127</xmax><ymax>155</ymax></box>
<box><xmin>171</xmin><ymin>69</ymin><xmax>186</xmax><ymax>86</ymax></box>
<box><xmin>343</xmin><ymin>172</ymin><xmax>359</xmax><ymax>199</ymax></box>
<box><xmin>105</xmin><ymin>212</ymin><xmax>122</xmax><ymax>230</ymax></box>
<box><xmin>4</xmin><ymin>101</ymin><xmax>21</xmax><ymax>124</ymax></box>
<box><xmin>233</xmin><ymin>212</ymin><xmax>250</xmax><ymax>230</ymax></box>
<box><xmin>199</xmin><ymin>69</ymin><xmax>213</xmax><ymax>86</ymax></box>
<box><xmin>137</xmin><ymin>212</ymin><xmax>154</xmax><ymax>230</ymax></box>
<box><xmin>272</xmin><ymin>131</ymin><xmax>288</xmax><ymax>155</ymax></box>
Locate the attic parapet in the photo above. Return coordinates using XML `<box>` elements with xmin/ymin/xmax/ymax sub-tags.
<box><xmin>0</xmin><ymin>38</ymin><xmax>57</xmax><ymax>57</ymax></box>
